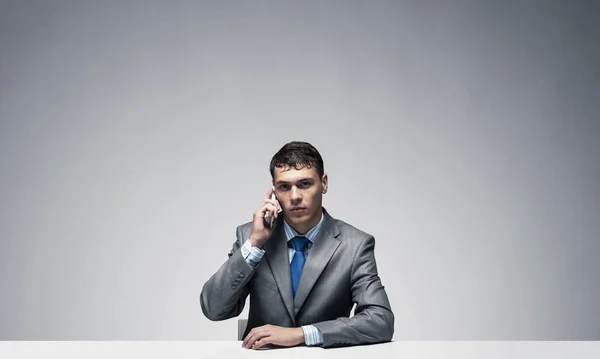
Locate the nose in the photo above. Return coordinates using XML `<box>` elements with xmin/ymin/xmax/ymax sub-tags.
<box><xmin>290</xmin><ymin>186</ymin><xmax>302</xmax><ymax>203</ymax></box>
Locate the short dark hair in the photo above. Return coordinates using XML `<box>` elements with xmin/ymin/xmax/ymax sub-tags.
<box><xmin>269</xmin><ymin>141</ymin><xmax>324</xmax><ymax>179</ymax></box>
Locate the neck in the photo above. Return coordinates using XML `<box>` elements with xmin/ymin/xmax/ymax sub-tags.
<box><xmin>288</xmin><ymin>208</ymin><xmax>323</xmax><ymax>234</ymax></box>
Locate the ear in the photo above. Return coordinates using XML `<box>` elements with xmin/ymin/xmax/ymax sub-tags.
<box><xmin>321</xmin><ymin>174</ymin><xmax>328</xmax><ymax>194</ymax></box>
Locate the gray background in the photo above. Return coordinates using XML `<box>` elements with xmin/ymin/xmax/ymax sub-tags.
<box><xmin>1</xmin><ymin>0</ymin><xmax>599</xmax><ymax>340</ymax></box>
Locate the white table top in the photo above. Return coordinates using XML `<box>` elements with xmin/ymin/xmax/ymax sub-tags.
<box><xmin>1</xmin><ymin>341</ymin><xmax>599</xmax><ymax>358</ymax></box>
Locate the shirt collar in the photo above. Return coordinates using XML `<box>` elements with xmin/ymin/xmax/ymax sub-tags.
<box><xmin>283</xmin><ymin>209</ymin><xmax>324</xmax><ymax>244</ymax></box>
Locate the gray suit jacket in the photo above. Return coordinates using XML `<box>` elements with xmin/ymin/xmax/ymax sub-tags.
<box><xmin>200</xmin><ymin>208</ymin><xmax>394</xmax><ymax>348</ymax></box>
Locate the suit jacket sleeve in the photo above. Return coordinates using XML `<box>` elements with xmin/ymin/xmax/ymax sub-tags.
<box><xmin>199</xmin><ymin>225</ymin><xmax>255</xmax><ymax>321</ymax></box>
<box><xmin>312</xmin><ymin>235</ymin><xmax>394</xmax><ymax>347</ymax></box>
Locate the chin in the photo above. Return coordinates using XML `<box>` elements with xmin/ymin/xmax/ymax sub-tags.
<box><xmin>286</xmin><ymin>213</ymin><xmax>308</xmax><ymax>224</ymax></box>
<box><xmin>287</xmin><ymin>215</ymin><xmax>305</xmax><ymax>223</ymax></box>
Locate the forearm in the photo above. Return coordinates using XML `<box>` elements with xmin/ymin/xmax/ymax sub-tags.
<box><xmin>200</xmin><ymin>243</ymin><xmax>255</xmax><ymax>321</ymax></box>
<box><xmin>312</xmin><ymin>235</ymin><xmax>395</xmax><ymax>348</ymax></box>
<box><xmin>312</xmin><ymin>304</ymin><xmax>394</xmax><ymax>348</ymax></box>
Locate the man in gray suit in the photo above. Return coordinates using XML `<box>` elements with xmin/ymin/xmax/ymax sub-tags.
<box><xmin>200</xmin><ymin>141</ymin><xmax>394</xmax><ymax>349</ymax></box>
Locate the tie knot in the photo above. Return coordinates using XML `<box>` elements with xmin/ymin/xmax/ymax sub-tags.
<box><xmin>292</xmin><ymin>236</ymin><xmax>309</xmax><ymax>252</ymax></box>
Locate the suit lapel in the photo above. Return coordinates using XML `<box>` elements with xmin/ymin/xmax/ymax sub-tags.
<box><xmin>293</xmin><ymin>211</ymin><xmax>341</xmax><ymax>316</ymax></box>
<box><xmin>264</xmin><ymin>218</ymin><xmax>295</xmax><ymax>324</ymax></box>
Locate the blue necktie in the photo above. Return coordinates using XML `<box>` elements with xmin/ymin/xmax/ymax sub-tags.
<box><xmin>290</xmin><ymin>236</ymin><xmax>309</xmax><ymax>297</ymax></box>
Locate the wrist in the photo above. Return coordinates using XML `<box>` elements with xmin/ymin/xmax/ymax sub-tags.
<box><xmin>300</xmin><ymin>325</ymin><xmax>323</xmax><ymax>346</ymax></box>
<box><xmin>296</xmin><ymin>327</ymin><xmax>306</xmax><ymax>345</ymax></box>
<box><xmin>248</xmin><ymin>236</ymin><xmax>264</xmax><ymax>248</ymax></box>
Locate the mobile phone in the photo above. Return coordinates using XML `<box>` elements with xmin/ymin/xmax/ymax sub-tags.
<box><xmin>264</xmin><ymin>187</ymin><xmax>282</xmax><ymax>229</ymax></box>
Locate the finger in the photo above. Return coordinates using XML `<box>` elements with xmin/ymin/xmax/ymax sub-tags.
<box><xmin>245</xmin><ymin>330</ymin><xmax>269</xmax><ymax>349</ymax></box>
<box><xmin>263</xmin><ymin>187</ymin><xmax>275</xmax><ymax>200</ymax></box>
<box><xmin>242</xmin><ymin>328</ymin><xmax>260</xmax><ymax>348</ymax></box>
<box><xmin>243</xmin><ymin>332</ymin><xmax>257</xmax><ymax>349</ymax></box>
<box><xmin>242</xmin><ymin>326</ymin><xmax>268</xmax><ymax>348</ymax></box>
<box><xmin>261</xmin><ymin>203</ymin><xmax>278</xmax><ymax>218</ymax></box>
<box><xmin>264</xmin><ymin>200</ymin><xmax>281</xmax><ymax>218</ymax></box>
<box><xmin>242</xmin><ymin>331</ymin><xmax>251</xmax><ymax>348</ymax></box>
<box><xmin>263</xmin><ymin>199</ymin><xmax>279</xmax><ymax>208</ymax></box>
<box><xmin>252</xmin><ymin>335</ymin><xmax>272</xmax><ymax>350</ymax></box>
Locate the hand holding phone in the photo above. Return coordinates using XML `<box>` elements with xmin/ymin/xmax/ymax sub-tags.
<box><xmin>264</xmin><ymin>187</ymin><xmax>282</xmax><ymax>229</ymax></box>
<box><xmin>250</xmin><ymin>187</ymin><xmax>282</xmax><ymax>248</ymax></box>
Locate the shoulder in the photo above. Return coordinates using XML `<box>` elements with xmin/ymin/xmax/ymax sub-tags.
<box><xmin>327</xmin><ymin>216</ymin><xmax>378</xmax><ymax>260</ymax></box>
<box><xmin>336</xmin><ymin>219</ymin><xmax>370</xmax><ymax>237</ymax></box>
<box><xmin>327</xmin><ymin>214</ymin><xmax>373</xmax><ymax>245</ymax></box>
<box><xmin>235</xmin><ymin>221</ymin><xmax>253</xmax><ymax>240</ymax></box>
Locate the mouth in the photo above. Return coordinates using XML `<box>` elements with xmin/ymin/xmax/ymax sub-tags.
<box><xmin>289</xmin><ymin>207</ymin><xmax>307</xmax><ymax>213</ymax></box>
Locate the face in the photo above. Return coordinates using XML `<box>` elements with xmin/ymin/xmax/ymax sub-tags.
<box><xmin>272</xmin><ymin>165</ymin><xmax>328</xmax><ymax>234</ymax></box>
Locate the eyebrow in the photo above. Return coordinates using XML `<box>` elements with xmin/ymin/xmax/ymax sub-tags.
<box><xmin>275</xmin><ymin>178</ymin><xmax>314</xmax><ymax>185</ymax></box>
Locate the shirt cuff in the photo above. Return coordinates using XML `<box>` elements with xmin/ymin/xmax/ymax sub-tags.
<box><xmin>240</xmin><ymin>239</ymin><xmax>265</xmax><ymax>267</ymax></box>
<box><xmin>301</xmin><ymin>325</ymin><xmax>324</xmax><ymax>346</ymax></box>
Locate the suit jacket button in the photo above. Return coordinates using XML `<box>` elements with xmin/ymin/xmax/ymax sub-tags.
<box><xmin>239</xmin><ymin>273</ymin><xmax>245</xmax><ymax>278</ymax></box>
<box><xmin>231</xmin><ymin>284</ymin><xmax>237</xmax><ymax>289</ymax></box>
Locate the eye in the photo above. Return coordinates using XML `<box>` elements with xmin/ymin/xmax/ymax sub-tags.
<box><xmin>278</xmin><ymin>184</ymin><xmax>290</xmax><ymax>191</ymax></box>
<box><xmin>298</xmin><ymin>181</ymin><xmax>311</xmax><ymax>189</ymax></box>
